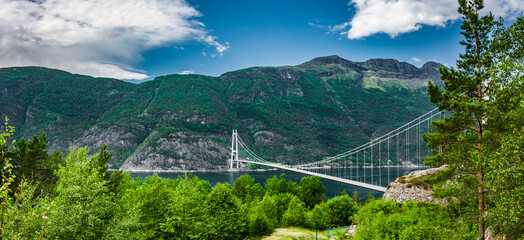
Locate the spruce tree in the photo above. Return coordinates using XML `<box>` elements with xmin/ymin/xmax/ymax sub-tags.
<box><xmin>424</xmin><ymin>1</ymin><xmax>498</xmax><ymax>239</ymax></box>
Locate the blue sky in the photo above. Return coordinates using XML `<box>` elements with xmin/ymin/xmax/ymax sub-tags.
<box><xmin>1</xmin><ymin>0</ymin><xmax>522</xmax><ymax>80</ymax></box>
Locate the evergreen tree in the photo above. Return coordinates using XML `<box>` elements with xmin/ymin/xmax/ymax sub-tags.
<box><xmin>353</xmin><ymin>190</ymin><xmax>361</xmax><ymax>205</ymax></box>
<box><xmin>424</xmin><ymin>1</ymin><xmax>498</xmax><ymax>238</ymax></box>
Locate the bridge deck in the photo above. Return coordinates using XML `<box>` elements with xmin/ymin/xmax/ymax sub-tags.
<box><xmin>237</xmin><ymin>160</ymin><xmax>387</xmax><ymax>192</ymax></box>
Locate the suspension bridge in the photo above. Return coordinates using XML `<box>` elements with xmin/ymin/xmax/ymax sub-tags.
<box><xmin>229</xmin><ymin>108</ymin><xmax>446</xmax><ymax>192</ymax></box>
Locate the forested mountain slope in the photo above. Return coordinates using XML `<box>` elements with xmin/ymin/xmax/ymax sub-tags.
<box><xmin>0</xmin><ymin>55</ymin><xmax>442</xmax><ymax>170</ymax></box>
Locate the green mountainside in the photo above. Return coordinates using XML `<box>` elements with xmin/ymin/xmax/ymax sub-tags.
<box><xmin>0</xmin><ymin>56</ymin><xmax>442</xmax><ymax>170</ymax></box>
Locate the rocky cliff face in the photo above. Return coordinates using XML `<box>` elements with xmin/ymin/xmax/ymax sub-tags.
<box><xmin>383</xmin><ymin>165</ymin><xmax>448</xmax><ymax>204</ymax></box>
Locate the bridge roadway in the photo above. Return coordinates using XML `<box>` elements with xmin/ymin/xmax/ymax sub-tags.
<box><xmin>236</xmin><ymin>160</ymin><xmax>387</xmax><ymax>192</ymax></box>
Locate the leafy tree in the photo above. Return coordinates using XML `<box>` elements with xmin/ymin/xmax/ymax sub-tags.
<box><xmin>0</xmin><ymin>120</ymin><xmax>16</xmax><ymax>236</ymax></box>
<box><xmin>233</xmin><ymin>174</ymin><xmax>264</xmax><ymax>202</ymax></box>
<box><xmin>272</xmin><ymin>193</ymin><xmax>295</xmax><ymax>223</ymax></box>
<box><xmin>307</xmin><ymin>202</ymin><xmax>330</xmax><ymax>230</ymax></box>
<box><xmin>125</xmin><ymin>174</ymin><xmax>175</xmax><ymax>239</ymax></box>
<box><xmin>298</xmin><ymin>176</ymin><xmax>326</xmax><ymax>209</ymax></box>
<box><xmin>424</xmin><ymin>1</ymin><xmax>499</xmax><ymax>238</ymax></box>
<box><xmin>162</xmin><ymin>174</ymin><xmax>209</xmax><ymax>239</ymax></box>
<box><xmin>2</xmin><ymin>180</ymin><xmax>46</xmax><ymax>239</ymax></box>
<box><xmin>281</xmin><ymin>196</ymin><xmax>306</xmax><ymax>227</ymax></box>
<box><xmin>259</xmin><ymin>193</ymin><xmax>279</xmax><ymax>228</ymax></box>
<box><xmin>248</xmin><ymin>204</ymin><xmax>273</xmax><ymax>237</ymax></box>
<box><xmin>44</xmin><ymin>147</ymin><xmax>114</xmax><ymax>240</ymax></box>
<box><xmin>353</xmin><ymin>200</ymin><xmax>475</xmax><ymax>240</ymax></box>
<box><xmin>203</xmin><ymin>182</ymin><xmax>248</xmax><ymax>239</ymax></box>
<box><xmin>325</xmin><ymin>195</ymin><xmax>358</xmax><ymax>227</ymax></box>
<box><xmin>483</xmin><ymin>14</ymin><xmax>524</xmax><ymax>238</ymax></box>
<box><xmin>265</xmin><ymin>173</ymin><xmax>290</xmax><ymax>195</ymax></box>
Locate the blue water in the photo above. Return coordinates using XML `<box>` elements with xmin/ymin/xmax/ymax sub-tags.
<box><xmin>127</xmin><ymin>166</ymin><xmax>425</xmax><ymax>199</ymax></box>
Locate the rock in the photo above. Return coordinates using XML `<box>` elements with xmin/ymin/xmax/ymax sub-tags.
<box><xmin>383</xmin><ymin>165</ymin><xmax>448</xmax><ymax>204</ymax></box>
<box><xmin>485</xmin><ymin>228</ymin><xmax>508</xmax><ymax>240</ymax></box>
<box><xmin>121</xmin><ymin>131</ymin><xmax>229</xmax><ymax>171</ymax></box>
<box><xmin>345</xmin><ymin>225</ymin><xmax>357</xmax><ymax>238</ymax></box>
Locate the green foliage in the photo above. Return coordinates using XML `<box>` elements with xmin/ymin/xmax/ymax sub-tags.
<box><xmin>281</xmin><ymin>196</ymin><xmax>307</xmax><ymax>227</ymax></box>
<box><xmin>484</xmin><ymin>15</ymin><xmax>524</xmax><ymax>239</ymax></box>
<box><xmin>248</xmin><ymin>204</ymin><xmax>273</xmax><ymax>237</ymax></box>
<box><xmin>353</xmin><ymin>190</ymin><xmax>361</xmax><ymax>205</ymax></box>
<box><xmin>325</xmin><ymin>195</ymin><xmax>358</xmax><ymax>227</ymax></box>
<box><xmin>44</xmin><ymin>147</ymin><xmax>114</xmax><ymax>240</ymax></box>
<box><xmin>423</xmin><ymin>2</ymin><xmax>524</xmax><ymax>239</ymax></box>
<box><xmin>265</xmin><ymin>173</ymin><xmax>292</xmax><ymax>195</ymax></box>
<box><xmin>10</xmin><ymin>133</ymin><xmax>62</xmax><ymax>196</ymax></box>
<box><xmin>353</xmin><ymin>200</ymin><xmax>476</xmax><ymax>240</ymax></box>
<box><xmin>298</xmin><ymin>176</ymin><xmax>326</xmax><ymax>209</ymax></box>
<box><xmin>161</xmin><ymin>174</ymin><xmax>210</xmax><ymax>239</ymax></box>
<box><xmin>1</xmin><ymin>119</ymin><xmax>16</xmax><ymax>236</ymax></box>
<box><xmin>204</xmin><ymin>182</ymin><xmax>248</xmax><ymax>239</ymax></box>
<box><xmin>272</xmin><ymin>192</ymin><xmax>295</xmax><ymax>223</ymax></box>
<box><xmin>423</xmin><ymin>1</ymin><xmax>502</xmax><ymax>238</ymax></box>
<box><xmin>306</xmin><ymin>195</ymin><xmax>358</xmax><ymax>230</ymax></box>
<box><xmin>234</xmin><ymin>174</ymin><xmax>264</xmax><ymax>202</ymax></box>
<box><xmin>2</xmin><ymin>180</ymin><xmax>46</xmax><ymax>239</ymax></box>
<box><xmin>485</xmin><ymin>125</ymin><xmax>524</xmax><ymax>237</ymax></box>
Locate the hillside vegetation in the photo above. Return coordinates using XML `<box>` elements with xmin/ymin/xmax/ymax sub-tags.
<box><xmin>0</xmin><ymin>56</ymin><xmax>441</xmax><ymax>170</ymax></box>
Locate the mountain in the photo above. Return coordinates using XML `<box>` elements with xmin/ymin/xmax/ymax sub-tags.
<box><xmin>0</xmin><ymin>56</ymin><xmax>443</xmax><ymax>171</ymax></box>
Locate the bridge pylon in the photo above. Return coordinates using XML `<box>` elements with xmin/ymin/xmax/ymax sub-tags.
<box><xmin>229</xmin><ymin>129</ymin><xmax>239</xmax><ymax>169</ymax></box>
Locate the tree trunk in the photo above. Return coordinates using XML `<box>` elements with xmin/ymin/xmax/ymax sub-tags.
<box><xmin>478</xmin><ymin>164</ymin><xmax>485</xmax><ymax>240</ymax></box>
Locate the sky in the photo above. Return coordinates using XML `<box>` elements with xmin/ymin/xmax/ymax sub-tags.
<box><xmin>1</xmin><ymin>0</ymin><xmax>523</xmax><ymax>81</ymax></box>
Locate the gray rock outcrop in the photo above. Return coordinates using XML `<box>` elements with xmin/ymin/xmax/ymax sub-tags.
<box><xmin>383</xmin><ymin>165</ymin><xmax>448</xmax><ymax>204</ymax></box>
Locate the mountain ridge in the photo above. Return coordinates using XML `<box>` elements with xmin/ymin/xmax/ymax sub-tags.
<box><xmin>0</xmin><ymin>56</ymin><xmax>442</xmax><ymax>171</ymax></box>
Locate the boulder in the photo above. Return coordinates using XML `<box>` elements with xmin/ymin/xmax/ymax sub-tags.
<box><xmin>383</xmin><ymin>165</ymin><xmax>448</xmax><ymax>204</ymax></box>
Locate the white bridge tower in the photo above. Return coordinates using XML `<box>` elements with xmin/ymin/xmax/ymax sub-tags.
<box><xmin>229</xmin><ymin>129</ymin><xmax>239</xmax><ymax>169</ymax></box>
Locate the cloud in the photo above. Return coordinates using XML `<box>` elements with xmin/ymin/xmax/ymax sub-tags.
<box><xmin>178</xmin><ymin>70</ymin><xmax>195</xmax><ymax>75</ymax></box>
<box><xmin>329</xmin><ymin>0</ymin><xmax>524</xmax><ymax>40</ymax></box>
<box><xmin>411</xmin><ymin>57</ymin><xmax>421</xmax><ymax>62</ymax></box>
<box><xmin>0</xmin><ymin>0</ymin><xmax>228</xmax><ymax>80</ymax></box>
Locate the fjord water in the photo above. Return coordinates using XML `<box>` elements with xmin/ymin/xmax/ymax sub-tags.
<box><xmin>128</xmin><ymin>166</ymin><xmax>426</xmax><ymax>199</ymax></box>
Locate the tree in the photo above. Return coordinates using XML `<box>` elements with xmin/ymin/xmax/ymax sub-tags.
<box><xmin>44</xmin><ymin>147</ymin><xmax>114</xmax><ymax>239</ymax></box>
<box><xmin>353</xmin><ymin>190</ymin><xmax>361</xmax><ymax>205</ymax></box>
<box><xmin>162</xmin><ymin>175</ymin><xmax>208</xmax><ymax>239</ymax></box>
<box><xmin>484</xmin><ymin>16</ymin><xmax>524</xmax><ymax>238</ymax></box>
<box><xmin>325</xmin><ymin>195</ymin><xmax>359</xmax><ymax>227</ymax></box>
<box><xmin>10</xmin><ymin>133</ymin><xmax>62</xmax><ymax>195</ymax></box>
<box><xmin>204</xmin><ymin>183</ymin><xmax>248</xmax><ymax>239</ymax></box>
<box><xmin>281</xmin><ymin>196</ymin><xmax>306</xmax><ymax>227</ymax></box>
<box><xmin>424</xmin><ymin>1</ymin><xmax>498</xmax><ymax>238</ymax></box>
<box><xmin>234</xmin><ymin>174</ymin><xmax>264</xmax><ymax>202</ymax></box>
<box><xmin>259</xmin><ymin>194</ymin><xmax>279</xmax><ymax>228</ymax></box>
<box><xmin>298</xmin><ymin>176</ymin><xmax>326</xmax><ymax>209</ymax></box>
<box><xmin>265</xmin><ymin>173</ymin><xmax>289</xmax><ymax>195</ymax></box>
<box><xmin>0</xmin><ymin>120</ymin><xmax>16</xmax><ymax>236</ymax></box>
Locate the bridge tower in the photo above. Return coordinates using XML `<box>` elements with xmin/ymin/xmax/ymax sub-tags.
<box><xmin>230</xmin><ymin>129</ymin><xmax>239</xmax><ymax>169</ymax></box>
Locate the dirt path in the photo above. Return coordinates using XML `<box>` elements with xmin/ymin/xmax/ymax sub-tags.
<box><xmin>262</xmin><ymin>227</ymin><xmax>325</xmax><ymax>240</ymax></box>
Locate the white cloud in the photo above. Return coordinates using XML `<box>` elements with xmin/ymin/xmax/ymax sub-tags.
<box><xmin>0</xmin><ymin>0</ymin><xmax>228</xmax><ymax>80</ymax></box>
<box><xmin>411</xmin><ymin>57</ymin><xmax>421</xmax><ymax>62</ymax></box>
<box><xmin>331</xmin><ymin>0</ymin><xmax>524</xmax><ymax>39</ymax></box>
<box><xmin>178</xmin><ymin>70</ymin><xmax>194</xmax><ymax>75</ymax></box>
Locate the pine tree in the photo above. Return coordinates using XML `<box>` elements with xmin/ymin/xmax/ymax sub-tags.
<box><xmin>424</xmin><ymin>1</ymin><xmax>498</xmax><ymax>239</ymax></box>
